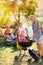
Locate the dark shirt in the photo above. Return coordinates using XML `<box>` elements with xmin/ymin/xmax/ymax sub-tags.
<box><xmin>41</xmin><ymin>29</ymin><xmax>43</xmax><ymax>35</ymax></box>
<box><xmin>12</xmin><ymin>27</ymin><xmax>18</xmax><ymax>36</ymax></box>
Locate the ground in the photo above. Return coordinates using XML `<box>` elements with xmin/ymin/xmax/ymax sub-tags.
<box><xmin>0</xmin><ymin>37</ymin><xmax>43</xmax><ymax>65</ymax></box>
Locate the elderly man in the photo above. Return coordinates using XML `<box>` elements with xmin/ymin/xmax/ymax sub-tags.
<box><xmin>29</xmin><ymin>15</ymin><xmax>43</xmax><ymax>61</ymax></box>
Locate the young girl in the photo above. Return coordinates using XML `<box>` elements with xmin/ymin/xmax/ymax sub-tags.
<box><xmin>18</xmin><ymin>22</ymin><xmax>26</xmax><ymax>42</ymax></box>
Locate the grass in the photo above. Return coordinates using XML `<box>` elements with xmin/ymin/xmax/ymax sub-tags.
<box><xmin>0</xmin><ymin>37</ymin><xmax>39</xmax><ymax>65</ymax></box>
<box><xmin>0</xmin><ymin>37</ymin><xmax>17</xmax><ymax>65</ymax></box>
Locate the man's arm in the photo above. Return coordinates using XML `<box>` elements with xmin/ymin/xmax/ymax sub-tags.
<box><xmin>33</xmin><ymin>22</ymin><xmax>41</xmax><ymax>38</ymax></box>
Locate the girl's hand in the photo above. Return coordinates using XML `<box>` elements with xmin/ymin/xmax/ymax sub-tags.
<box><xmin>30</xmin><ymin>36</ymin><xmax>34</xmax><ymax>40</ymax></box>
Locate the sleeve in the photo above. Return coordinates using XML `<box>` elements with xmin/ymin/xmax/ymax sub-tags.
<box><xmin>38</xmin><ymin>21</ymin><xmax>42</xmax><ymax>28</ymax></box>
<box><xmin>32</xmin><ymin>23</ymin><xmax>34</xmax><ymax>30</ymax></box>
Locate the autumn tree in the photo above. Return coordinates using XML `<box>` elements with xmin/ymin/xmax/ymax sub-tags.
<box><xmin>0</xmin><ymin>0</ymin><xmax>38</xmax><ymax>25</ymax></box>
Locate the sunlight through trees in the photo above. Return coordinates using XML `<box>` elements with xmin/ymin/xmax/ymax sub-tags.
<box><xmin>0</xmin><ymin>0</ymin><xmax>38</xmax><ymax>26</ymax></box>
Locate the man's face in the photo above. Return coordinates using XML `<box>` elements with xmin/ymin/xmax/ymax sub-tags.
<box><xmin>30</xmin><ymin>17</ymin><xmax>35</xmax><ymax>23</ymax></box>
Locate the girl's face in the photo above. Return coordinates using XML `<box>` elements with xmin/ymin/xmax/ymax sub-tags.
<box><xmin>19</xmin><ymin>23</ymin><xmax>22</xmax><ymax>27</ymax></box>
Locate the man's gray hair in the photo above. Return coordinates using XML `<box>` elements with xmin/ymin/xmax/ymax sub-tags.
<box><xmin>29</xmin><ymin>15</ymin><xmax>36</xmax><ymax>19</ymax></box>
